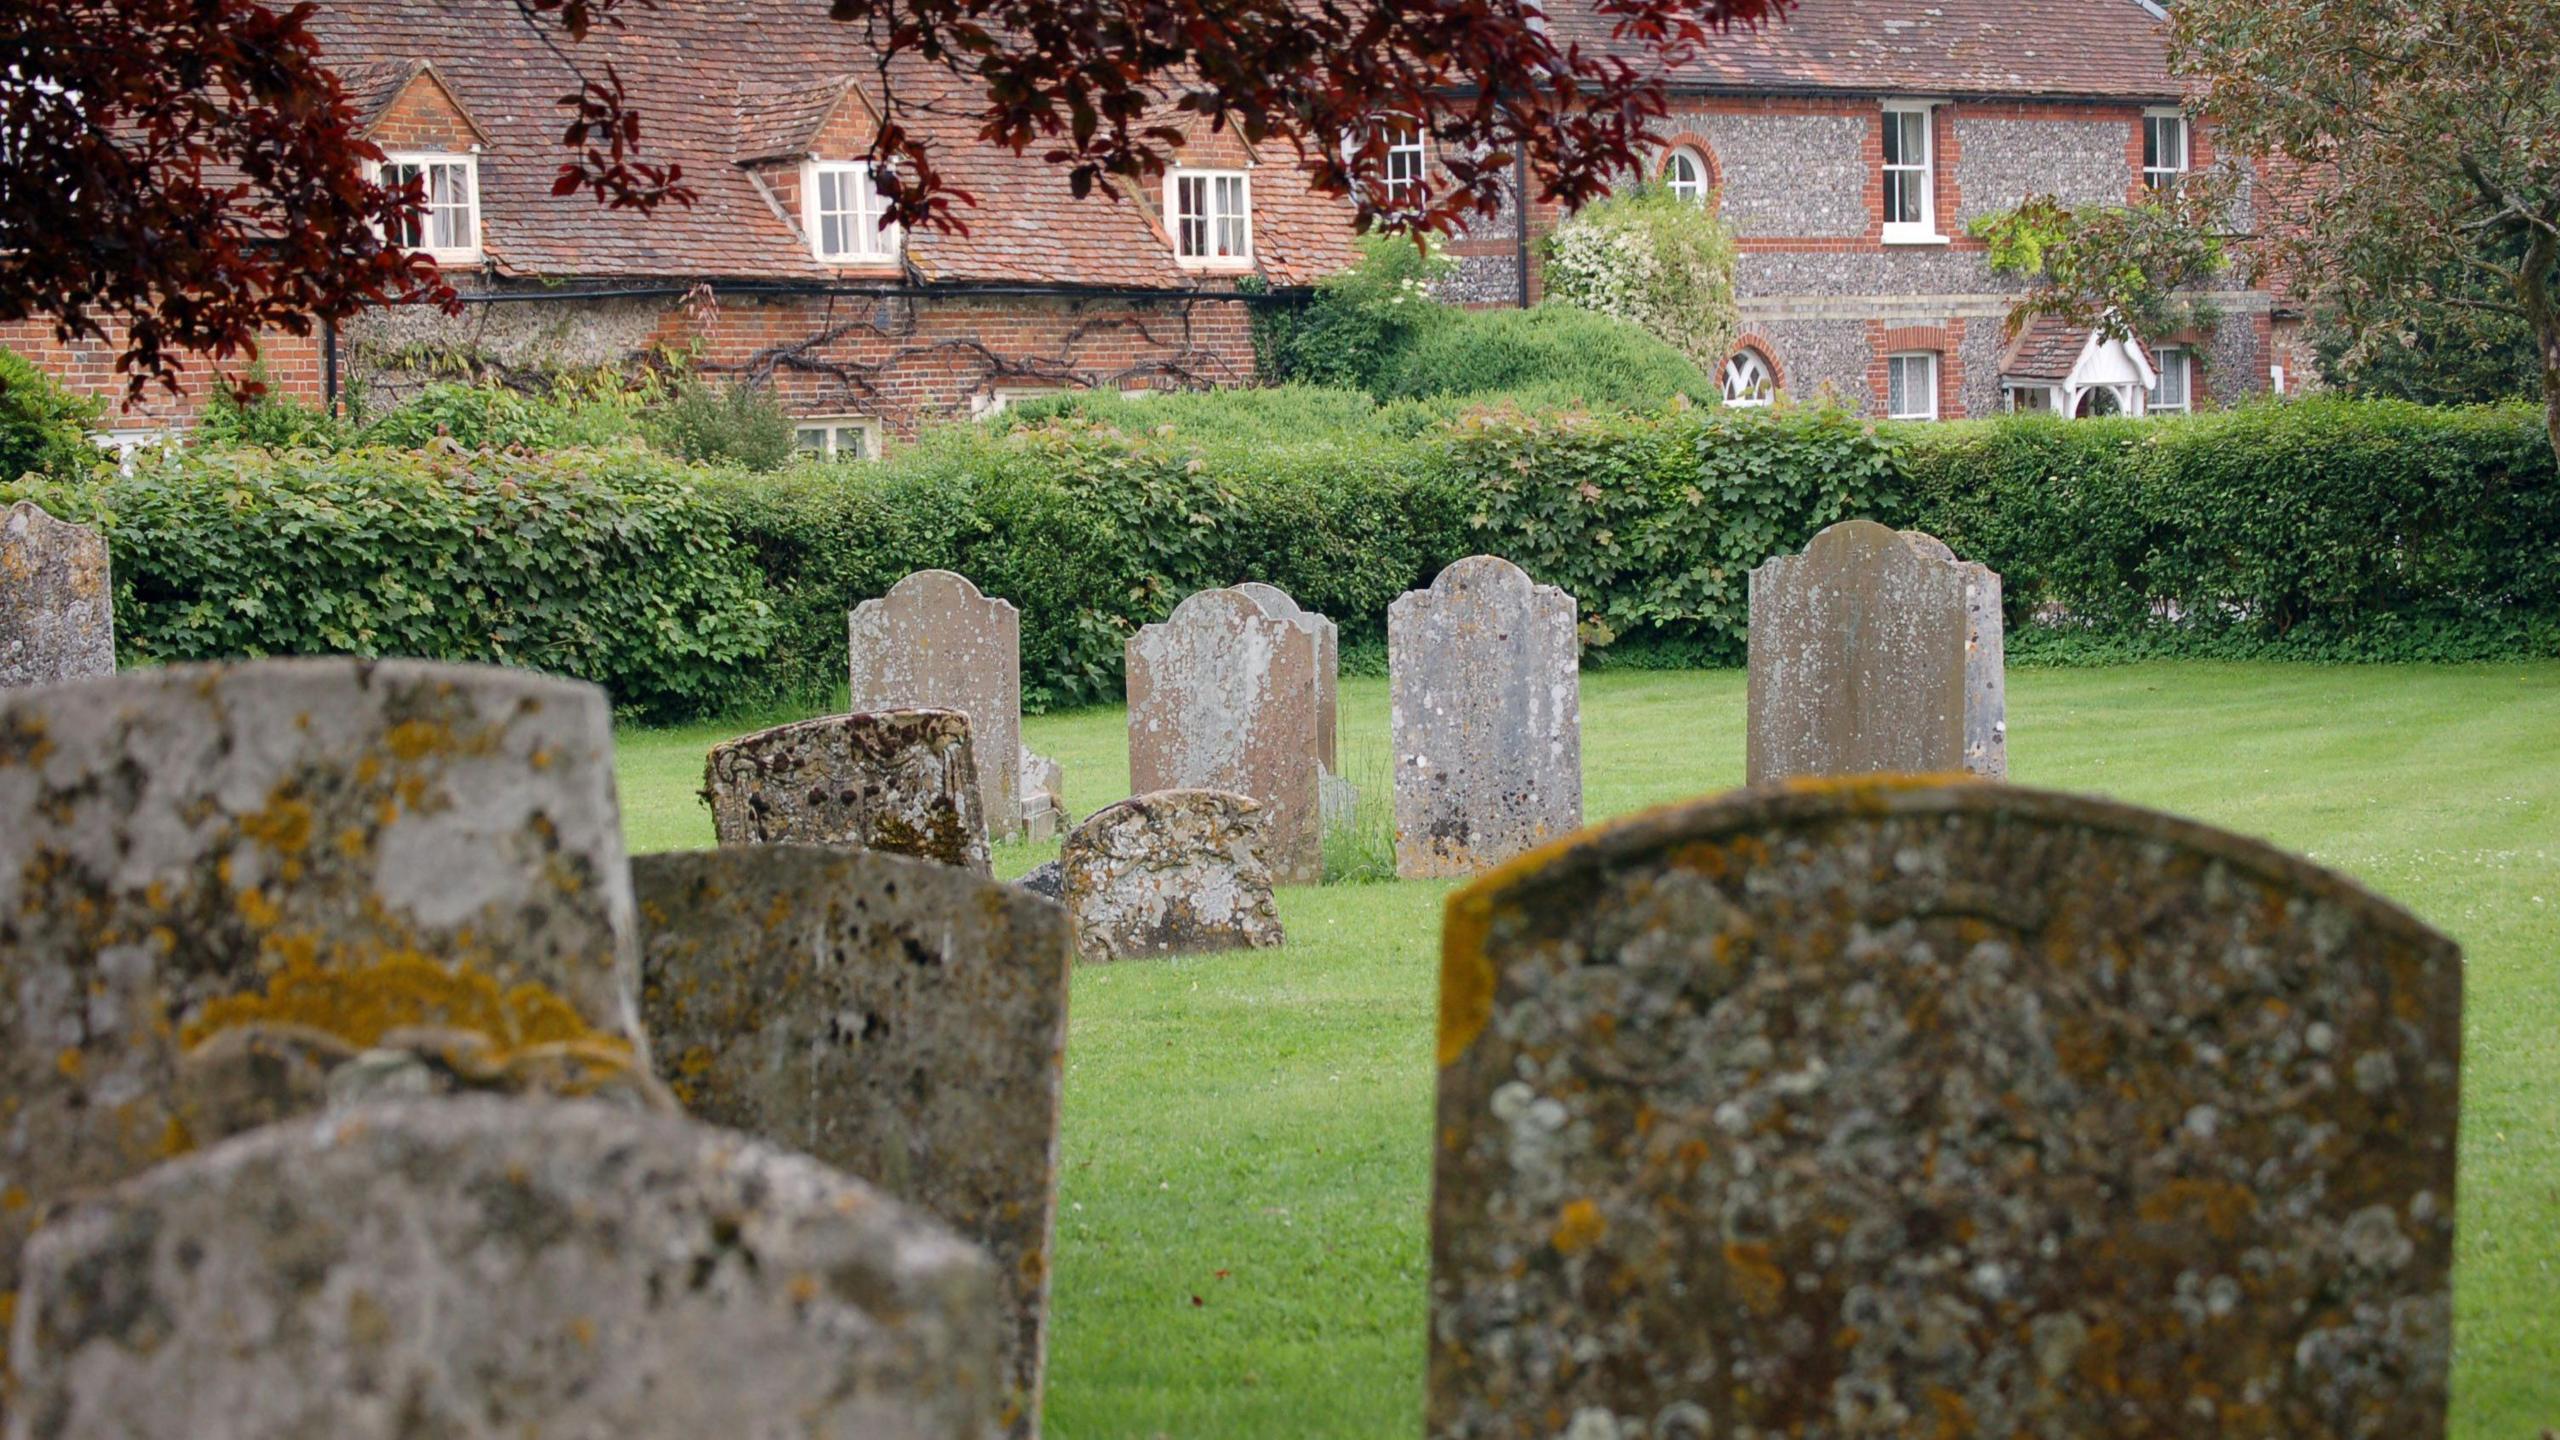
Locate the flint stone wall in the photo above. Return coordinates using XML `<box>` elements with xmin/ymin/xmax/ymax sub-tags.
<box><xmin>1235</xmin><ymin>582</ymin><xmax>1339</xmax><ymax>772</ymax></box>
<box><xmin>635</xmin><ymin>846</ymin><xmax>1070</xmax><ymax>1437</ymax></box>
<box><xmin>1388</xmin><ymin>556</ymin><xmax>1582</xmax><ymax>878</ymax></box>
<box><xmin>704</xmin><ymin>709</ymin><xmax>990</xmax><ymax>875</ymax></box>
<box><xmin>1126</xmin><ymin>589</ymin><xmax>1321</xmax><ymax>884</ymax></box>
<box><xmin>1429</xmin><ymin>779</ymin><xmax>2462</xmax><ymax>1440</ymax></box>
<box><xmin>1060</xmin><ymin>790</ymin><xmax>1285</xmax><ymax>962</ymax></box>
<box><xmin>850</xmin><ymin>570</ymin><xmax>1023</xmax><ymax>838</ymax></box>
<box><xmin>1746</xmin><ymin>519</ymin><xmax>2006</xmax><ymax>784</ymax></box>
<box><xmin>0</xmin><ymin>502</ymin><xmax>114</xmax><ymax>688</ymax></box>
<box><xmin>0</xmin><ymin>659</ymin><xmax>644</xmax><ymax>1341</ymax></box>
<box><xmin>11</xmin><ymin>1097</ymin><xmax>1000</xmax><ymax>1440</ymax></box>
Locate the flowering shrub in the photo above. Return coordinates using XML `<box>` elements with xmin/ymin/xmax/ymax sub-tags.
<box><xmin>1541</xmin><ymin>183</ymin><xmax>1740</xmax><ymax>373</ymax></box>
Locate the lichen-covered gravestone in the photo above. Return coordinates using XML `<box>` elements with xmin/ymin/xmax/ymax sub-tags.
<box><xmin>703</xmin><ymin>708</ymin><xmax>991</xmax><ymax>875</ymax></box>
<box><xmin>635</xmin><ymin>846</ymin><xmax>1069</xmax><ymax>1438</ymax></box>
<box><xmin>1235</xmin><ymin>581</ymin><xmax>1339</xmax><ymax>772</ymax></box>
<box><xmin>1058</xmin><ymin>789</ymin><xmax>1285</xmax><ymax>961</ymax></box>
<box><xmin>1019</xmin><ymin>748</ymin><xmax>1067</xmax><ymax>842</ymax></box>
<box><xmin>1746</xmin><ymin>519</ymin><xmax>2007</xmax><ymax>784</ymax></box>
<box><xmin>0</xmin><ymin>659</ymin><xmax>645</xmax><ymax>1350</ymax></box>
<box><xmin>1429</xmin><ymin>778</ymin><xmax>2461</xmax><ymax>1440</ymax></box>
<box><xmin>1388</xmin><ymin>555</ymin><xmax>1581</xmax><ymax>878</ymax></box>
<box><xmin>1126</xmin><ymin>588</ymin><xmax>1321</xmax><ymax>883</ymax></box>
<box><xmin>11</xmin><ymin>1097</ymin><xmax>1000</xmax><ymax>1440</ymax></box>
<box><xmin>850</xmin><ymin>570</ymin><xmax>1024</xmax><ymax>838</ymax></box>
<box><xmin>0</xmin><ymin>501</ymin><xmax>114</xmax><ymax>688</ymax></box>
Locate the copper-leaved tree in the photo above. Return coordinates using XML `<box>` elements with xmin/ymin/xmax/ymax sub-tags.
<box><xmin>3</xmin><ymin>0</ymin><xmax>1795</xmax><ymax>401</ymax></box>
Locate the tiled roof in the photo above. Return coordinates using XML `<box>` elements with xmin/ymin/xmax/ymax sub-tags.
<box><xmin>733</xmin><ymin>78</ymin><xmax>864</xmax><ymax>166</ymax></box>
<box><xmin>1553</xmin><ymin>0</ymin><xmax>2180</xmax><ymax>102</ymax></box>
<box><xmin>1997</xmin><ymin>315</ymin><xmax>2091</xmax><ymax>381</ymax></box>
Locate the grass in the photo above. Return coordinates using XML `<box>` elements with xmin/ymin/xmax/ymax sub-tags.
<box><xmin>614</xmin><ymin>661</ymin><xmax>2560</xmax><ymax>1439</ymax></box>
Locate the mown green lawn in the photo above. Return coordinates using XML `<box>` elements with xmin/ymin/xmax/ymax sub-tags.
<box><xmin>616</xmin><ymin>662</ymin><xmax>2560</xmax><ymax>1440</ymax></box>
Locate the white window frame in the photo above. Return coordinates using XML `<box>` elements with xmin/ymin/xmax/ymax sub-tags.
<box><xmin>1880</xmin><ymin>102</ymin><xmax>1944</xmax><ymax>244</ymax></box>
<box><xmin>791</xmin><ymin>416</ymin><xmax>880</xmax><ymax>462</ymax></box>
<box><xmin>1886</xmin><ymin>352</ymin><xmax>1940</xmax><ymax>421</ymax></box>
<box><xmin>1721</xmin><ymin>347</ymin><xmax>1776</xmax><ymax>407</ymax></box>
<box><xmin>1661</xmin><ymin>147</ymin><xmax>1710</xmax><ymax>205</ymax></box>
<box><xmin>2004</xmin><ymin>384</ymin><xmax>2060</xmax><ymax>416</ymax></box>
<box><xmin>804</xmin><ymin>161</ymin><xmax>902</xmax><ymax>264</ymax></box>
<box><xmin>1169</xmin><ymin>167</ymin><xmax>1253</xmax><ymax>266</ymax></box>
<box><xmin>1384</xmin><ymin>122</ymin><xmax>1428</xmax><ymax>201</ymax></box>
<box><xmin>2147</xmin><ymin>345</ymin><xmax>2192</xmax><ymax>414</ymax></box>
<box><xmin>376</xmin><ymin>151</ymin><xmax>482</xmax><ymax>263</ymax></box>
<box><xmin>2143</xmin><ymin>109</ymin><xmax>2190</xmax><ymax>194</ymax></box>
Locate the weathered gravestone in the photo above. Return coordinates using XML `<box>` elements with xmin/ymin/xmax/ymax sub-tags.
<box><xmin>1019</xmin><ymin>748</ymin><xmax>1067</xmax><ymax>842</ymax></box>
<box><xmin>1234</xmin><ymin>582</ymin><xmax>1339</xmax><ymax>772</ymax></box>
<box><xmin>1746</xmin><ymin>519</ymin><xmax>2007</xmax><ymax>784</ymax></box>
<box><xmin>635</xmin><ymin>846</ymin><xmax>1069</xmax><ymax>1438</ymax></box>
<box><xmin>11</xmin><ymin>1097</ymin><xmax>1000</xmax><ymax>1439</ymax></box>
<box><xmin>1428</xmin><ymin>778</ymin><xmax>2461</xmax><ymax>1440</ymax></box>
<box><xmin>1388</xmin><ymin>555</ymin><xmax>1582</xmax><ymax>878</ymax></box>
<box><xmin>703</xmin><ymin>709</ymin><xmax>991</xmax><ymax>875</ymax></box>
<box><xmin>850</xmin><ymin>570</ymin><xmax>1024</xmax><ymax>838</ymax></box>
<box><xmin>0</xmin><ymin>501</ymin><xmax>114</xmax><ymax>688</ymax></box>
<box><xmin>0</xmin><ymin>659</ymin><xmax>645</xmax><ymax>1349</ymax></box>
<box><xmin>1126</xmin><ymin>588</ymin><xmax>1321</xmax><ymax>884</ymax></box>
<box><xmin>1059</xmin><ymin>789</ymin><xmax>1285</xmax><ymax>961</ymax></box>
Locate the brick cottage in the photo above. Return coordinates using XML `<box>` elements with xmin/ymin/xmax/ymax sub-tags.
<box><xmin>8</xmin><ymin>0</ymin><xmax>2298</xmax><ymax>450</ymax></box>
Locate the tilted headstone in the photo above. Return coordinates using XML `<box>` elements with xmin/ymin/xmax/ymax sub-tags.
<box><xmin>635</xmin><ymin>846</ymin><xmax>1070</xmax><ymax>1438</ymax></box>
<box><xmin>1429</xmin><ymin>779</ymin><xmax>2460</xmax><ymax>1440</ymax></box>
<box><xmin>1235</xmin><ymin>581</ymin><xmax>1339</xmax><ymax>772</ymax></box>
<box><xmin>1126</xmin><ymin>588</ymin><xmax>1322</xmax><ymax>884</ymax></box>
<box><xmin>0</xmin><ymin>659</ymin><xmax>644</xmax><ymax>1345</ymax></box>
<box><xmin>1</xmin><ymin>501</ymin><xmax>115</xmax><ymax>687</ymax></box>
<box><xmin>12</xmin><ymin>1097</ymin><xmax>1000</xmax><ymax>1439</ymax></box>
<box><xmin>1058</xmin><ymin>789</ymin><xmax>1285</xmax><ymax>961</ymax></box>
<box><xmin>1388</xmin><ymin>555</ymin><xmax>1582</xmax><ymax>878</ymax></box>
<box><xmin>703</xmin><ymin>708</ymin><xmax>991</xmax><ymax>875</ymax></box>
<box><xmin>850</xmin><ymin>569</ymin><xmax>1023</xmax><ymax>838</ymax></box>
<box><xmin>1745</xmin><ymin>519</ymin><xmax>2007</xmax><ymax>784</ymax></box>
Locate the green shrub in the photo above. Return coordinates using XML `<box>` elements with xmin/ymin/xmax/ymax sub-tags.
<box><xmin>357</xmin><ymin>377</ymin><xmax>648</xmax><ymax>452</ymax></box>
<box><xmin>1377</xmin><ymin>306</ymin><xmax>1718</xmax><ymax>411</ymax></box>
<box><xmin>1250</xmin><ymin>235</ymin><xmax>1455</xmax><ymax>394</ymax></box>
<box><xmin>1541</xmin><ymin>183</ymin><xmax>1740</xmax><ymax>370</ymax></box>
<box><xmin>0</xmin><ymin>348</ymin><xmax>109</xmax><ymax>482</ymax></box>
<box><xmin>3</xmin><ymin>447</ymin><xmax>774</xmax><ymax>719</ymax></box>
<box><xmin>198</xmin><ymin>366</ymin><xmax>353</xmax><ymax>451</ymax></box>
<box><xmin>645</xmin><ymin>377</ymin><xmax>798</xmax><ymax>470</ymax></box>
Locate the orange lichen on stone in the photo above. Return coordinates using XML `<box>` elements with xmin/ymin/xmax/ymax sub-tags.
<box><xmin>181</xmin><ymin>955</ymin><xmax>626</xmax><ymax>1057</ymax></box>
<box><xmin>2137</xmin><ymin>1178</ymin><xmax>2260</xmax><ymax>1242</ymax></box>
<box><xmin>1550</xmin><ymin>1200</ymin><xmax>1606</xmax><ymax>1256</ymax></box>
<box><xmin>241</xmin><ymin>793</ymin><xmax>315</xmax><ymax>855</ymax></box>
<box><xmin>384</xmin><ymin>719</ymin><xmax>455</xmax><ymax>762</ymax></box>
<box><xmin>1722</xmin><ymin>1241</ymin><xmax>1787</xmax><ymax>1317</ymax></box>
<box><xmin>1437</xmin><ymin>888</ymin><xmax>1499</xmax><ymax>1067</ymax></box>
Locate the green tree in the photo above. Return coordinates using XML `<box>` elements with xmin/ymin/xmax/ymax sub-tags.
<box><xmin>1971</xmin><ymin>183</ymin><xmax>2235</xmax><ymax>349</ymax></box>
<box><xmin>0</xmin><ymin>348</ymin><xmax>109</xmax><ymax>482</ymax></box>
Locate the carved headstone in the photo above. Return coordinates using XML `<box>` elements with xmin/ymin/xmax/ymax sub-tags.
<box><xmin>1126</xmin><ymin>588</ymin><xmax>1321</xmax><ymax>883</ymax></box>
<box><xmin>703</xmin><ymin>708</ymin><xmax>991</xmax><ymax>875</ymax></box>
<box><xmin>1</xmin><ymin>501</ymin><xmax>115</xmax><ymax>687</ymax></box>
<box><xmin>850</xmin><ymin>570</ymin><xmax>1023</xmax><ymax>838</ymax></box>
<box><xmin>1058</xmin><ymin>789</ymin><xmax>1285</xmax><ymax>961</ymax></box>
<box><xmin>1745</xmin><ymin>519</ymin><xmax>2006</xmax><ymax>784</ymax></box>
<box><xmin>12</xmin><ymin>1097</ymin><xmax>1000</xmax><ymax>1439</ymax></box>
<box><xmin>1388</xmin><ymin>555</ymin><xmax>1582</xmax><ymax>878</ymax></box>
<box><xmin>0</xmin><ymin>659</ymin><xmax>644</xmax><ymax>1345</ymax></box>
<box><xmin>1235</xmin><ymin>581</ymin><xmax>1339</xmax><ymax>771</ymax></box>
<box><xmin>1429</xmin><ymin>779</ymin><xmax>2461</xmax><ymax>1440</ymax></box>
<box><xmin>1019</xmin><ymin>747</ymin><xmax>1067</xmax><ymax>843</ymax></box>
<box><xmin>636</xmin><ymin>846</ymin><xmax>1070</xmax><ymax>1438</ymax></box>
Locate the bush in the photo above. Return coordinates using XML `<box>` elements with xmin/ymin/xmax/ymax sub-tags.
<box><xmin>357</xmin><ymin>377</ymin><xmax>648</xmax><ymax>452</ymax></box>
<box><xmin>645</xmin><ymin>377</ymin><xmax>798</xmax><ymax>470</ymax></box>
<box><xmin>1249</xmin><ymin>235</ymin><xmax>1454</xmax><ymax>394</ymax></box>
<box><xmin>198</xmin><ymin>367</ymin><xmax>353</xmax><ymax>451</ymax></box>
<box><xmin>0</xmin><ymin>348</ymin><xmax>109</xmax><ymax>482</ymax></box>
<box><xmin>3</xmin><ymin>447</ymin><xmax>774</xmax><ymax>719</ymax></box>
<box><xmin>1542</xmin><ymin>183</ymin><xmax>1740</xmax><ymax>371</ymax></box>
<box><xmin>1376</xmin><ymin>306</ymin><xmax>1718</xmax><ymax>412</ymax></box>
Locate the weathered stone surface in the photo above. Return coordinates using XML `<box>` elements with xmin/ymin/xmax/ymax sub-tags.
<box><xmin>635</xmin><ymin>846</ymin><xmax>1069</xmax><ymax>1438</ymax></box>
<box><xmin>1746</xmin><ymin>520</ymin><xmax>2007</xmax><ymax>784</ymax></box>
<box><xmin>0</xmin><ymin>659</ymin><xmax>643</xmax><ymax>1339</ymax></box>
<box><xmin>703</xmin><ymin>708</ymin><xmax>990</xmax><ymax>875</ymax></box>
<box><xmin>1389</xmin><ymin>555</ymin><xmax>1582</xmax><ymax>879</ymax></box>
<box><xmin>1019</xmin><ymin>748</ymin><xmax>1066</xmax><ymax>843</ymax></box>
<box><xmin>1235</xmin><ymin>581</ymin><xmax>1339</xmax><ymax>771</ymax></box>
<box><xmin>0</xmin><ymin>502</ymin><xmax>114</xmax><ymax>688</ymax></box>
<box><xmin>1429</xmin><ymin>778</ymin><xmax>2461</xmax><ymax>1440</ymax></box>
<box><xmin>1060</xmin><ymin>789</ymin><xmax>1285</xmax><ymax>961</ymax></box>
<box><xmin>1126</xmin><ymin>588</ymin><xmax>1321</xmax><ymax>883</ymax></box>
<box><xmin>850</xmin><ymin>570</ymin><xmax>1024</xmax><ymax>838</ymax></box>
<box><xmin>12</xmin><ymin>1097</ymin><xmax>1001</xmax><ymax>1439</ymax></box>
<box><xmin>1016</xmin><ymin>859</ymin><xmax>1065</xmax><ymax>901</ymax></box>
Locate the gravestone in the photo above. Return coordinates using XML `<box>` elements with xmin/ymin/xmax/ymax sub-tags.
<box><xmin>1</xmin><ymin>501</ymin><xmax>115</xmax><ymax>687</ymax></box>
<box><xmin>12</xmin><ymin>1097</ymin><xmax>1000</xmax><ymax>1440</ymax></box>
<box><xmin>1058</xmin><ymin>789</ymin><xmax>1285</xmax><ymax>961</ymax></box>
<box><xmin>1429</xmin><ymin>778</ymin><xmax>2461</xmax><ymax>1440</ymax></box>
<box><xmin>0</xmin><ymin>659</ymin><xmax>644</xmax><ymax>1347</ymax></box>
<box><xmin>1746</xmin><ymin>520</ymin><xmax>2006</xmax><ymax>784</ymax></box>
<box><xmin>850</xmin><ymin>569</ymin><xmax>1023</xmax><ymax>838</ymax></box>
<box><xmin>1020</xmin><ymin>748</ymin><xmax>1067</xmax><ymax>842</ymax></box>
<box><xmin>703</xmin><ymin>708</ymin><xmax>991</xmax><ymax>875</ymax></box>
<box><xmin>635</xmin><ymin>846</ymin><xmax>1070</xmax><ymax>1438</ymax></box>
<box><xmin>1388</xmin><ymin>555</ymin><xmax>1581</xmax><ymax>878</ymax></box>
<box><xmin>1126</xmin><ymin>588</ymin><xmax>1321</xmax><ymax>883</ymax></box>
<box><xmin>1235</xmin><ymin>581</ymin><xmax>1339</xmax><ymax>772</ymax></box>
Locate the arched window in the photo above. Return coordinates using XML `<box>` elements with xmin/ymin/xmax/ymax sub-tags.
<box><xmin>1660</xmin><ymin>147</ymin><xmax>1709</xmax><ymax>204</ymax></box>
<box><xmin>1722</xmin><ymin>347</ymin><xmax>1777</xmax><ymax>407</ymax></box>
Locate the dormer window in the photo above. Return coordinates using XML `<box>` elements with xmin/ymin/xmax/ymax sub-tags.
<box><xmin>806</xmin><ymin>161</ymin><xmax>900</xmax><ymax>263</ymax></box>
<box><xmin>379</xmin><ymin>153</ymin><xmax>480</xmax><ymax>262</ymax></box>
<box><xmin>1170</xmin><ymin>168</ymin><xmax>1252</xmax><ymax>265</ymax></box>
<box><xmin>1384</xmin><ymin>124</ymin><xmax>1427</xmax><ymax>200</ymax></box>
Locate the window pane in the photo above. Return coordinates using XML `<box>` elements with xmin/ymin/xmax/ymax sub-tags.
<box><xmin>794</xmin><ymin>428</ymin><xmax>826</xmax><ymax>452</ymax></box>
<box><xmin>1887</xmin><ymin>359</ymin><xmax>1908</xmax><ymax>415</ymax></box>
<box><xmin>1882</xmin><ymin>114</ymin><xmax>1903</xmax><ymax>166</ymax></box>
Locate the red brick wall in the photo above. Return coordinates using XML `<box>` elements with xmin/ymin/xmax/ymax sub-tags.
<box><xmin>0</xmin><ymin>318</ymin><xmax>326</xmax><ymax>431</ymax></box>
<box><xmin>371</xmin><ymin>73</ymin><xmax>480</xmax><ymax>153</ymax></box>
